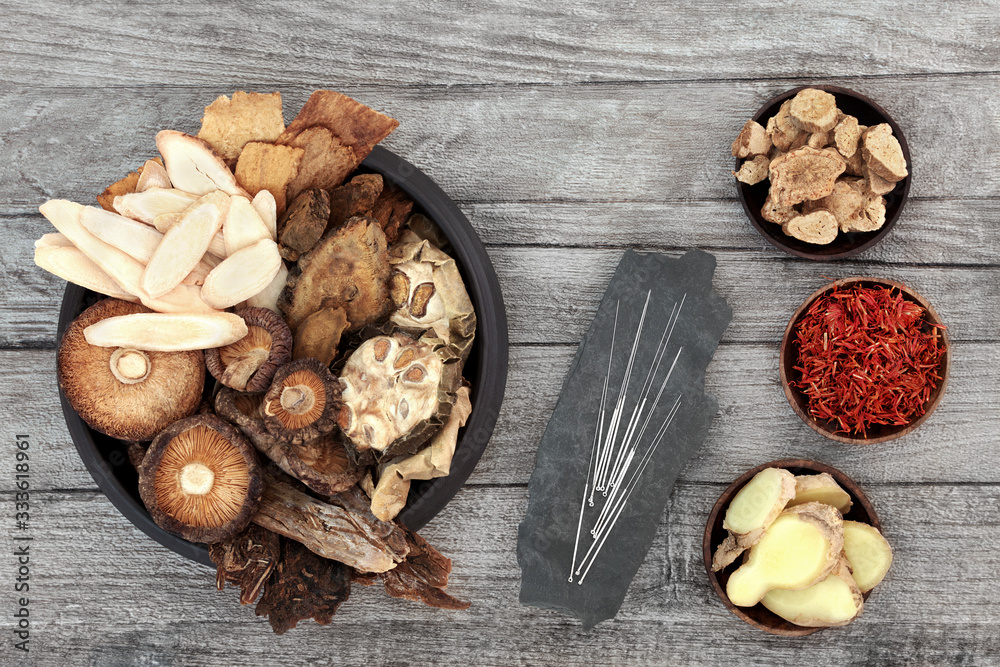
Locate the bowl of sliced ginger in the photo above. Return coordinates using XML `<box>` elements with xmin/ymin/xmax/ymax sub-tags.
<box><xmin>703</xmin><ymin>459</ymin><xmax>893</xmax><ymax>636</ymax></box>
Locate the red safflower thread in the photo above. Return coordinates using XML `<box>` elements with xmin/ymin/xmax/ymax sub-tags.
<box><xmin>792</xmin><ymin>283</ymin><xmax>945</xmax><ymax>437</ymax></box>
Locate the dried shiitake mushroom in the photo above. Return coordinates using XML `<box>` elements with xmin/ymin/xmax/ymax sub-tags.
<box><xmin>139</xmin><ymin>414</ymin><xmax>263</xmax><ymax>544</ymax></box>
<box><xmin>262</xmin><ymin>359</ymin><xmax>341</xmax><ymax>445</ymax></box>
<box><xmin>389</xmin><ymin>233</ymin><xmax>476</xmax><ymax>362</ymax></box>
<box><xmin>215</xmin><ymin>386</ymin><xmax>362</xmax><ymax>495</ymax></box>
<box><xmin>339</xmin><ymin>333</ymin><xmax>461</xmax><ymax>459</ymax></box>
<box><xmin>58</xmin><ymin>298</ymin><xmax>204</xmax><ymax>441</ymax></box>
<box><xmin>206</xmin><ymin>307</ymin><xmax>292</xmax><ymax>392</ymax></box>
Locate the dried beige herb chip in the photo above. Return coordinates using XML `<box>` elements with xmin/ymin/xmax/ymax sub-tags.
<box><xmin>234</xmin><ymin>141</ymin><xmax>304</xmax><ymax>216</ymax></box>
<box><xmin>769</xmin><ymin>147</ymin><xmax>846</xmax><ymax>207</ymax></box>
<box><xmin>732</xmin><ymin>155</ymin><xmax>770</xmax><ymax>185</ymax></box>
<box><xmin>789</xmin><ymin>88</ymin><xmax>839</xmax><ymax>133</ymax></box>
<box><xmin>280</xmin><ymin>126</ymin><xmax>357</xmax><ymax>201</ymax></box>
<box><xmin>197</xmin><ymin>91</ymin><xmax>285</xmax><ymax>166</ymax></box>
<box><xmin>731</xmin><ymin>120</ymin><xmax>772</xmax><ymax>158</ymax></box>
<box><xmin>861</xmin><ymin>123</ymin><xmax>908</xmax><ymax>182</ymax></box>
<box><xmin>782</xmin><ymin>210</ymin><xmax>838</xmax><ymax>245</ymax></box>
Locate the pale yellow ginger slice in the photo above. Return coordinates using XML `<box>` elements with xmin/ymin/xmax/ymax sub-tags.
<box><xmin>789</xmin><ymin>88</ymin><xmax>839</xmax><ymax>133</ymax></box>
<box><xmin>201</xmin><ymin>238</ymin><xmax>282</xmax><ymax>309</ymax></box>
<box><xmin>135</xmin><ymin>159</ymin><xmax>171</xmax><ymax>192</ymax></box>
<box><xmin>731</xmin><ymin>120</ymin><xmax>772</xmax><ymax>158</ymax></box>
<box><xmin>142</xmin><ymin>191</ymin><xmax>229</xmax><ymax>298</ymax></box>
<box><xmin>224</xmin><ymin>195</ymin><xmax>272</xmax><ymax>255</ymax></box>
<box><xmin>726</xmin><ymin>502</ymin><xmax>844</xmax><ymax>607</ymax></box>
<box><xmin>246</xmin><ymin>261</ymin><xmax>288</xmax><ymax>312</ymax></box>
<box><xmin>732</xmin><ymin>155</ymin><xmax>769</xmax><ymax>185</ymax></box>
<box><xmin>156</xmin><ymin>130</ymin><xmax>248</xmax><ymax>197</ymax></box>
<box><xmin>251</xmin><ymin>189</ymin><xmax>278</xmax><ymax>241</ymax></box>
<box><xmin>760</xmin><ymin>194</ymin><xmax>795</xmax><ymax>225</ymax></box>
<box><xmin>114</xmin><ymin>188</ymin><xmax>198</xmax><ymax>225</ymax></box>
<box><xmin>761</xmin><ymin>557</ymin><xmax>863</xmax><ymax>627</ymax></box>
<box><xmin>80</xmin><ymin>206</ymin><xmax>164</xmax><ymax>263</ymax></box>
<box><xmin>713</xmin><ymin>467</ymin><xmax>796</xmax><ymax>571</ymax></box>
<box><xmin>83</xmin><ymin>312</ymin><xmax>247</xmax><ymax>351</ymax></box>
<box><xmin>34</xmin><ymin>245</ymin><xmax>136</xmax><ymax>301</ymax></box>
<box><xmin>787</xmin><ymin>473</ymin><xmax>853</xmax><ymax>514</ymax></box>
<box><xmin>843</xmin><ymin>521</ymin><xmax>893</xmax><ymax>592</ymax></box>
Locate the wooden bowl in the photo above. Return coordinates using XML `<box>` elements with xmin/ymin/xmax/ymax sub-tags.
<box><xmin>779</xmin><ymin>277</ymin><xmax>950</xmax><ymax>445</ymax></box>
<box><xmin>736</xmin><ymin>85</ymin><xmax>911</xmax><ymax>261</ymax></box>
<box><xmin>703</xmin><ymin>459</ymin><xmax>881</xmax><ymax>637</ymax></box>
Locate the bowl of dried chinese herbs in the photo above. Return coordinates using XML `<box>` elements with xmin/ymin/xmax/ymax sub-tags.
<box><xmin>779</xmin><ymin>277</ymin><xmax>949</xmax><ymax>444</ymax></box>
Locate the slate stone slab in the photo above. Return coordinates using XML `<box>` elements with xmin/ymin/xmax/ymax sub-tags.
<box><xmin>517</xmin><ymin>249</ymin><xmax>732</xmax><ymax>629</ymax></box>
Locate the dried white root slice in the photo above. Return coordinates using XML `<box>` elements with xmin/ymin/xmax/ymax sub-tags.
<box><xmin>135</xmin><ymin>159</ymin><xmax>171</xmax><ymax>192</ymax></box>
<box><xmin>726</xmin><ymin>502</ymin><xmax>844</xmax><ymax>607</ymax></box>
<box><xmin>713</xmin><ymin>467</ymin><xmax>796</xmax><ymax>571</ymax></box>
<box><xmin>34</xmin><ymin>245</ymin><xmax>136</xmax><ymax>301</ymax></box>
<box><xmin>246</xmin><ymin>261</ymin><xmax>288</xmax><ymax>312</ymax></box>
<box><xmin>223</xmin><ymin>195</ymin><xmax>271</xmax><ymax>255</ymax></box>
<box><xmin>842</xmin><ymin>521</ymin><xmax>893</xmax><ymax>592</ymax></box>
<box><xmin>156</xmin><ymin>130</ymin><xmax>247</xmax><ymax>197</ymax></box>
<box><xmin>113</xmin><ymin>188</ymin><xmax>198</xmax><ymax>225</ymax></box>
<box><xmin>83</xmin><ymin>312</ymin><xmax>248</xmax><ymax>351</ymax></box>
<box><xmin>152</xmin><ymin>212</ymin><xmax>181</xmax><ymax>233</ymax></box>
<box><xmin>81</xmin><ymin>206</ymin><xmax>164</xmax><ymax>263</ymax></box>
<box><xmin>181</xmin><ymin>259</ymin><xmax>217</xmax><ymax>286</ymax></box>
<box><xmin>142</xmin><ymin>191</ymin><xmax>229</xmax><ymax>298</ymax></box>
<box><xmin>761</xmin><ymin>558</ymin><xmax>863</xmax><ymax>627</ymax></box>
<box><xmin>35</xmin><ymin>233</ymin><xmax>74</xmax><ymax>248</ymax></box>
<box><xmin>142</xmin><ymin>283</ymin><xmax>219</xmax><ymax>314</ymax></box>
<box><xmin>251</xmin><ymin>189</ymin><xmax>277</xmax><ymax>241</ymax></box>
<box><xmin>787</xmin><ymin>473</ymin><xmax>853</xmax><ymax>514</ymax></box>
<box><xmin>201</xmin><ymin>238</ymin><xmax>282</xmax><ymax>309</ymax></box>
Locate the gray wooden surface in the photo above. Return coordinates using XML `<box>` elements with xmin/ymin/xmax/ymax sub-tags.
<box><xmin>2</xmin><ymin>1</ymin><xmax>999</xmax><ymax>665</ymax></box>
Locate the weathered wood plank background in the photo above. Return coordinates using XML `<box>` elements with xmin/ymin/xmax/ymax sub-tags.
<box><xmin>2</xmin><ymin>1</ymin><xmax>999</xmax><ymax>665</ymax></box>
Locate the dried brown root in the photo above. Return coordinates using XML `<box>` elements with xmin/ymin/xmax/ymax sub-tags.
<box><xmin>209</xmin><ymin>524</ymin><xmax>281</xmax><ymax>606</ymax></box>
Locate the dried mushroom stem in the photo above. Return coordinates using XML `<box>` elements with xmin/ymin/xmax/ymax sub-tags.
<box><xmin>109</xmin><ymin>348</ymin><xmax>151</xmax><ymax>384</ymax></box>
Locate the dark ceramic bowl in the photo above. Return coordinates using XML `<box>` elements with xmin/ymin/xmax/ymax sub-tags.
<box><xmin>703</xmin><ymin>459</ymin><xmax>882</xmax><ymax>637</ymax></box>
<box><xmin>737</xmin><ymin>85</ymin><xmax>911</xmax><ymax>261</ymax></box>
<box><xmin>59</xmin><ymin>146</ymin><xmax>509</xmax><ymax>567</ymax></box>
<box><xmin>779</xmin><ymin>277</ymin><xmax>949</xmax><ymax>445</ymax></box>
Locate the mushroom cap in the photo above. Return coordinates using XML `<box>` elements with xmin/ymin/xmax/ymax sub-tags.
<box><xmin>262</xmin><ymin>358</ymin><xmax>341</xmax><ymax>445</ymax></box>
<box><xmin>58</xmin><ymin>298</ymin><xmax>205</xmax><ymax>441</ymax></box>
<box><xmin>205</xmin><ymin>307</ymin><xmax>292</xmax><ymax>392</ymax></box>
<box><xmin>139</xmin><ymin>413</ymin><xmax>263</xmax><ymax>544</ymax></box>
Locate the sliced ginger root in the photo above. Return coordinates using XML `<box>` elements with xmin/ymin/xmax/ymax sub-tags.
<box><xmin>712</xmin><ymin>467</ymin><xmax>796</xmax><ymax>571</ymax></box>
<box><xmin>787</xmin><ymin>472</ymin><xmax>853</xmax><ymax>514</ymax></box>
<box><xmin>725</xmin><ymin>502</ymin><xmax>843</xmax><ymax>607</ymax></box>
<box><xmin>761</xmin><ymin>557</ymin><xmax>863</xmax><ymax>627</ymax></box>
<box><xmin>843</xmin><ymin>520</ymin><xmax>893</xmax><ymax>592</ymax></box>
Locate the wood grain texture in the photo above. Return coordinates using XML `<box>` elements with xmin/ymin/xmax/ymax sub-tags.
<box><xmin>3</xmin><ymin>1</ymin><xmax>1000</xmax><ymax>87</ymax></box>
<box><xmin>3</xmin><ymin>1</ymin><xmax>1000</xmax><ymax>663</ymax></box>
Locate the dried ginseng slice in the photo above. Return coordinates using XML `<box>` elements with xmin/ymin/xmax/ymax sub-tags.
<box><xmin>114</xmin><ymin>188</ymin><xmax>199</xmax><ymax>225</ymax></box>
<box><xmin>83</xmin><ymin>311</ymin><xmax>248</xmax><ymax>351</ymax></box>
<box><xmin>201</xmin><ymin>238</ymin><xmax>282</xmax><ymax>309</ymax></box>
<box><xmin>156</xmin><ymin>130</ymin><xmax>248</xmax><ymax>197</ymax></box>
<box><xmin>80</xmin><ymin>206</ymin><xmax>164</xmax><ymax>263</ymax></box>
<box><xmin>224</xmin><ymin>195</ymin><xmax>272</xmax><ymax>256</ymax></box>
<box><xmin>142</xmin><ymin>191</ymin><xmax>229</xmax><ymax>298</ymax></box>
<box><xmin>136</xmin><ymin>158</ymin><xmax>171</xmax><ymax>192</ymax></box>
<box><xmin>35</xmin><ymin>245</ymin><xmax>136</xmax><ymax>301</ymax></box>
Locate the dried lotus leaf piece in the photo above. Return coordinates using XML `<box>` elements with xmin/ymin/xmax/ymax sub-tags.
<box><xmin>197</xmin><ymin>91</ymin><xmax>285</xmax><ymax>166</ymax></box>
<box><xmin>277</xmin><ymin>90</ymin><xmax>399</xmax><ymax>167</ymax></box>
<box><xmin>292</xmin><ymin>306</ymin><xmax>349</xmax><ymax>366</ymax></box>
<box><xmin>139</xmin><ymin>414</ymin><xmax>263</xmax><ymax>544</ymax></box>
<box><xmin>280</xmin><ymin>126</ymin><xmax>357</xmax><ymax>202</ymax></box>
<box><xmin>206</xmin><ymin>307</ymin><xmax>292</xmax><ymax>392</ymax></box>
<box><xmin>209</xmin><ymin>524</ymin><xmax>281</xmax><ymax>606</ymax></box>
<box><xmin>732</xmin><ymin>155</ymin><xmax>769</xmax><ymax>185</ymax></box>
<box><xmin>255</xmin><ymin>538</ymin><xmax>352</xmax><ymax>634</ymax></box>
<box><xmin>339</xmin><ymin>333</ymin><xmax>462</xmax><ymax>459</ymax></box>
<box><xmin>328</xmin><ymin>174</ymin><xmax>383</xmax><ymax>228</ymax></box>
<box><xmin>369</xmin><ymin>183</ymin><xmax>414</xmax><ymax>244</ymax></box>
<box><xmin>278</xmin><ymin>215</ymin><xmax>392</xmax><ymax>333</ymax></box>
<box><xmin>731</xmin><ymin>120</ymin><xmax>771</xmax><ymax>158</ymax></box>
<box><xmin>768</xmin><ymin>146</ymin><xmax>846</xmax><ymax>207</ymax></box>
<box><xmin>371</xmin><ymin>385</ymin><xmax>472</xmax><ymax>521</ymax></box>
<box><xmin>58</xmin><ymin>298</ymin><xmax>204</xmax><ymax>441</ymax></box>
<box><xmin>262</xmin><ymin>358</ymin><xmax>341</xmax><ymax>445</ymax></box>
<box><xmin>389</xmin><ymin>237</ymin><xmax>476</xmax><ymax>361</ymax></box>
<box><xmin>234</xmin><ymin>142</ymin><xmax>304</xmax><ymax>216</ymax></box>
<box><xmin>788</xmin><ymin>89</ymin><xmax>839</xmax><ymax>133</ymax></box>
<box><xmin>278</xmin><ymin>188</ymin><xmax>331</xmax><ymax>261</ymax></box>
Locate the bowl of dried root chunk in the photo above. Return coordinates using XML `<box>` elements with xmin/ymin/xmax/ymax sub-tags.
<box><xmin>732</xmin><ymin>86</ymin><xmax>911</xmax><ymax>260</ymax></box>
<box><xmin>704</xmin><ymin>459</ymin><xmax>893</xmax><ymax>636</ymax></box>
